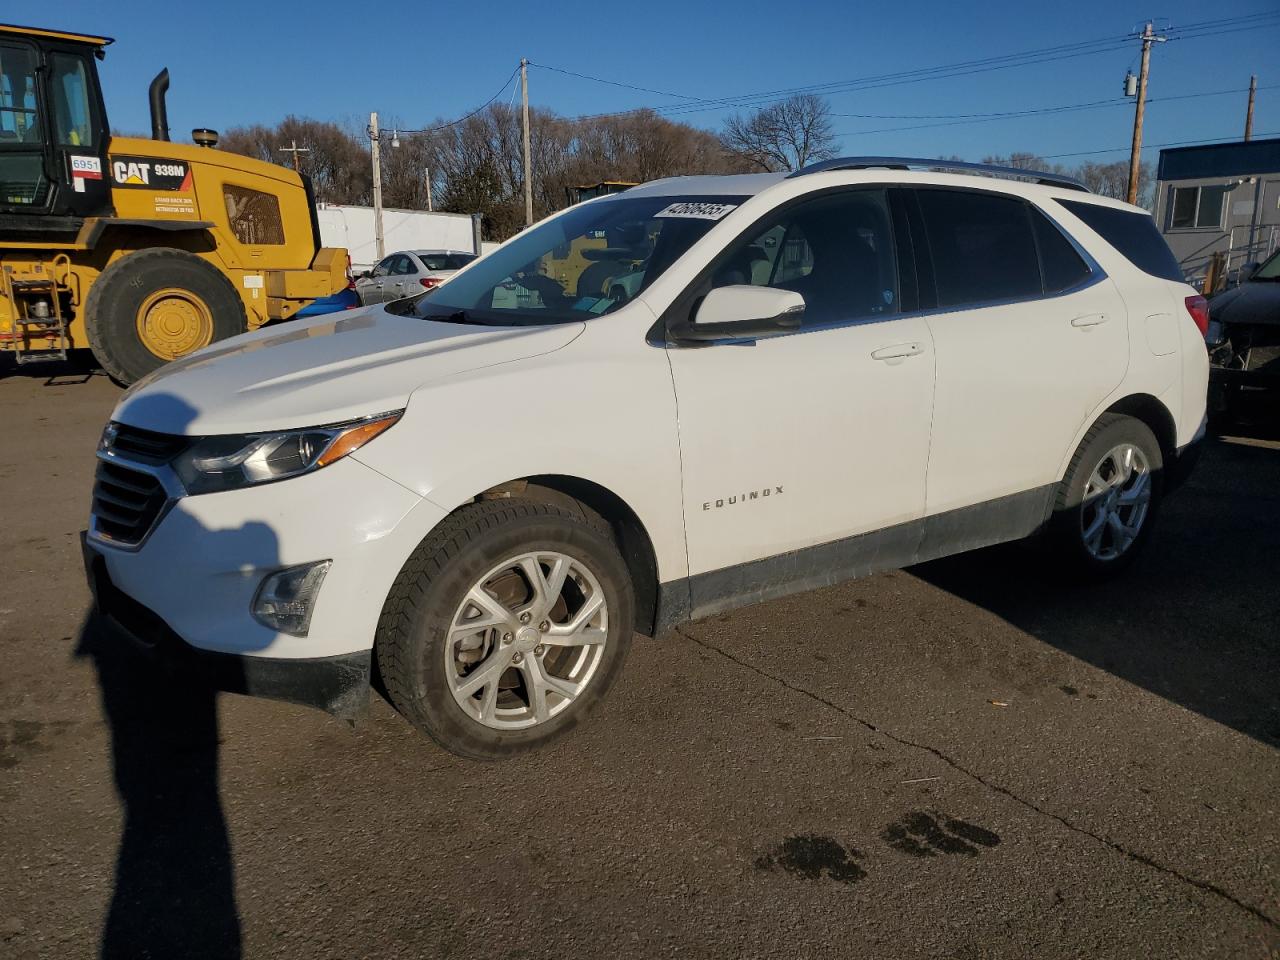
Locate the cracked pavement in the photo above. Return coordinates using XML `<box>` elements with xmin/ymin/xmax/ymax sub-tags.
<box><xmin>1</xmin><ymin>367</ymin><xmax>1277</xmax><ymax>959</ymax></box>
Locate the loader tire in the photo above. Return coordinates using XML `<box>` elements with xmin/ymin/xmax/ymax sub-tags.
<box><xmin>85</xmin><ymin>248</ymin><xmax>247</xmax><ymax>385</ymax></box>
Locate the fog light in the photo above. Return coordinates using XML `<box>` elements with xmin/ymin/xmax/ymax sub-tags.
<box><xmin>252</xmin><ymin>560</ymin><xmax>331</xmax><ymax>636</ymax></box>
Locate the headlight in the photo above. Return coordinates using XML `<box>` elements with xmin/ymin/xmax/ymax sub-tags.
<box><xmin>173</xmin><ymin>410</ymin><xmax>401</xmax><ymax>495</ymax></box>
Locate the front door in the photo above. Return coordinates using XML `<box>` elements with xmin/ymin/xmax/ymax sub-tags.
<box><xmin>46</xmin><ymin>46</ymin><xmax>111</xmax><ymax>219</ymax></box>
<box><xmin>358</xmin><ymin>256</ymin><xmax>394</xmax><ymax>304</ymax></box>
<box><xmin>665</xmin><ymin>188</ymin><xmax>936</xmax><ymax>616</ymax></box>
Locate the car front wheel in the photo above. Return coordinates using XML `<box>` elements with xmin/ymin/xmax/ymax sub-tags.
<box><xmin>376</xmin><ymin>498</ymin><xmax>634</xmax><ymax>759</ymax></box>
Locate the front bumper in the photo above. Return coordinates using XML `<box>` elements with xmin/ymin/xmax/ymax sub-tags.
<box><xmin>83</xmin><ymin>452</ymin><xmax>449</xmax><ymax>718</ymax></box>
<box><xmin>84</xmin><ymin>533</ymin><xmax>371</xmax><ymax>719</ymax></box>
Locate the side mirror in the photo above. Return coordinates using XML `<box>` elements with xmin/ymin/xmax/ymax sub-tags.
<box><xmin>672</xmin><ymin>285</ymin><xmax>805</xmax><ymax>343</ymax></box>
<box><xmin>355</xmin><ymin>270</ymin><xmax>372</xmax><ymax>280</ymax></box>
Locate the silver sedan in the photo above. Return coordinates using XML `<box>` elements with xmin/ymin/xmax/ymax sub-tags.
<box><xmin>355</xmin><ymin>249</ymin><xmax>477</xmax><ymax>305</ymax></box>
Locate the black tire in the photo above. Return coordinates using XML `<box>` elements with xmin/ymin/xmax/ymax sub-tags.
<box><xmin>1048</xmin><ymin>413</ymin><xmax>1163</xmax><ymax>576</ymax></box>
<box><xmin>375</xmin><ymin>497</ymin><xmax>635</xmax><ymax>759</ymax></box>
<box><xmin>84</xmin><ymin>248</ymin><xmax>247</xmax><ymax>385</ymax></box>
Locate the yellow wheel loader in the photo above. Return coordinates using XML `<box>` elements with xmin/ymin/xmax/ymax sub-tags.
<box><xmin>0</xmin><ymin>24</ymin><xmax>348</xmax><ymax>383</ymax></box>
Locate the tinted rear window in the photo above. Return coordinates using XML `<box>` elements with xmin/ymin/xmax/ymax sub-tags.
<box><xmin>1031</xmin><ymin>209</ymin><xmax>1092</xmax><ymax>293</ymax></box>
<box><xmin>1059</xmin><ymin>200</ymin><xmax>1183</xmax><ymax>282</ymax></box>
<box><xmin>917</xmin><ymin>189</ymin><xmax>1042</xmax><ymax>307</ymax></box>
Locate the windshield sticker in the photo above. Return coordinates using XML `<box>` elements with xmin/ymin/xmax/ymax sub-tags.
<box><xmin>571</xmin><ymin>296</ymin><xmax>615</xmax><ymax>314</ymax></box>
<box><xmin>653</xmin><ymin>201</ymin><xmax>738</xmax><ymax>221</ymax></box>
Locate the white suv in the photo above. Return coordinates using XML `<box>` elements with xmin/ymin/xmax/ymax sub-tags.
<box><xmin>84</xmin><ymin>158</ymin><xmax>1209</xmax><ymax>758</ymax></box>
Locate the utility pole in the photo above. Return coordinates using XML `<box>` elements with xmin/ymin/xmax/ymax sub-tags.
<box><xmin>1244</xmin><ymin>75</ymin><xmax>1257</xmax><ymax>141</ymax></box>
<box><xmin>520</xmin><ymin>58</ymin><xmax>533</xmax><ymax>228</ymax></box>
<box><xmin>1126</xmin><ymin>22</ymin><xmax>1165</xmax><ymax>205</ymax></box>
<box><xmin>425</xmin><ymin>165</ymin><xmax>434</xmax><ymax>212</ymax></box>
<box><xmin>278</xmin><ymin>139</ymin><xmax>309</xmax><ymax>172</ymax></box>
<box><xmin>370</xmin><ymin>112</ymin><xmax>385</xmax><ymax>260</ymax></box>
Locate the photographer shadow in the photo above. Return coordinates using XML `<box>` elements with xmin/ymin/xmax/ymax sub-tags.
<box><xmin>76</xmin><ymin>391</ymin><xmax>289</xmax><ymax>959</ymax></box>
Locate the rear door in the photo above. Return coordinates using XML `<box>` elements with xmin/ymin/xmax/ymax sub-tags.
<box><xmin>909</xmin><ymin>186</ymin><xmax>1127</xmax><ymax>517</ymax></box>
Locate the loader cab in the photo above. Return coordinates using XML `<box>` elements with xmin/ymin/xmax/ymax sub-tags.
<box><xmin>0</xmin><ymin>25</ymin><xmax>112</xmax><ymax>231</ymax></box>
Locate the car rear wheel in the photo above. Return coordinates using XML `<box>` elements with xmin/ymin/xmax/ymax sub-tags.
<box><xmin>376</xmin><ymin>498</ymin><xmax>634</xmax><ymax>759</ymax></box>
<box><xmin>1048</xmin><ymin>413</ymin><xmax>1163</xmax><ymax>575</ymax></box>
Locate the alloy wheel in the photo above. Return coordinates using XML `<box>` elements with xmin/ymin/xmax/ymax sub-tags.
<box><xmin>445</xmin><ymin>551</ymin><xmax>609</xmax><ymax>730</ymax></box>
<box><xmin>1080</xmin><ymin>442</ymin><xmax>1152</xmax><ymax>561</ymax></box>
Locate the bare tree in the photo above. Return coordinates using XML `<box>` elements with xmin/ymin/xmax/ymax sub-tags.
<box><xmin>983</xmin><ymin>152</ymin><xmax>1155</xmax><ymax>209</ymax></box>
<box><xmin>722</xmin><ymin>95</ymin><xmax>837</xmax><ymax>172</ymax></box>
<box><xmin>1074</xmin><ymin>159</ymin><xmax>1154</xmax><ymax>208</ymax></box>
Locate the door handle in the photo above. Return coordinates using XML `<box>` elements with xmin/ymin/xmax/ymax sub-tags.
<box><xmin>871</xmin><ymin>342</ymin><xmax>924</xmax><ymax>361</ymax></box>
<box><xmin>1071</xmin><ymin>313</ymin><xmax>1108</xmax><ymax>328</ymax></box>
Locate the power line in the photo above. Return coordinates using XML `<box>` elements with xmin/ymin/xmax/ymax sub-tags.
<box><xmin>534</xmin><ymin>35</ymin><xmax>1135</xmax><ymax>121</ymax></box>
<box><xmin>370</xmin><ymin>65</ymin><xmax>521</xmax><ymax>140</ymax></box>
<box><xmin>1038</xmin><ymin>131</ymin><xmax>1280</xmax><ymax>161</ymax></box>
<box><xmin>832</xmin><ymin>84</ymin><xmax>1280</xmax><ymax>138</ymax></box>
<box><xmin>531</xmin><ymin>10</ymin><xmax>1279</xmax><ymax>124</ymax></box>
<box><xmin>530</xmin><ymin>63</ymin><xmax>702</xmax><ymax>103</ymax></box>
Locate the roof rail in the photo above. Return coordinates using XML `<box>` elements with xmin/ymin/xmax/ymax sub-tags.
<box><xmin>788</xmin><ymin>156</ymin><xmax>1090</xmax><ymax>192</ymax></box>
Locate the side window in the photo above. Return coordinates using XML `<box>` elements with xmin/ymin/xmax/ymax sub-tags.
<box><xmin>916</xmin><ymin>188</ymin><xmax>1041</xmax><ymax>307</ymax></box>
<box><xmin>393</xmin><ymin>255</ymin><xmax>416</xmax><ymax>275</ymax></box>
<box><xmin>1059</xmin><ymin>199</ymin><xmax>1184</xmax><ymax>282</ymax></box>
<box><xmin>50</xmin><ymin>54</ymin><xmax>95</xmax><ymax>147</ymax></box>
<box><xmin>223</xmin><ymin>185</ymin><xmax>285</xmax><ymax>245</ymax></box>
<box><xmin>1169</xmin><ymin>184</ymin><xmax>1229</xmax><ymax>230</ymax></box>
<box><xmin>372</xmin><ymin>258</ymin><xmax>393</xmax><ymax>277</ymax></box>
<box><xmin>1031</xmin><ymin>209</ymin><xmax>1092</xmax><ymax>293</ymax></box>
<box><xmin>0</xmin><ymin>42</ymin><xmax>50</xmax><ymax>207</ymax></box>
<box><xmin>711</xmin><ymin>189</ymin><xmax>899</xmax><ymax>326</ymax></box>
<box><xmin>0</xmin><ymin>43</ymin><xmax>40</xmax><ymax>143</ymax></box>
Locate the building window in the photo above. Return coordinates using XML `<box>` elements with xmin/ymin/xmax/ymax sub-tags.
<box><xmin>1169</xmin><ymin>184</ymin><xmax>1230</xmax><ymax>230</ymax></box>
<box><xmin>223</xmin><ymin>185</ymin><xmax>285</xmax><ymax>245</ymax></box>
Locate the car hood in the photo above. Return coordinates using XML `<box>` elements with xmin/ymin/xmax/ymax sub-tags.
<box><xmin>1209</xmin><ymin>281</ymin><xmax>1280</xmax><ymax>326</ymax></box>
<box><xmin>113</xmin><ymin>306</ymin><xmax>584</xmax><ymax>435</ymax></box>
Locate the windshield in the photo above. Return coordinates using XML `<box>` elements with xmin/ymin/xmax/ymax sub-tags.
<box><xmin>1253</xmin><ymin>249</ymin><xmax>1280</xmax><ymax>280</ymax></box>
<box><xmin>411</xmin><ymin>194</ymin><xmax>746</xmax><ymax>325</ymax></box>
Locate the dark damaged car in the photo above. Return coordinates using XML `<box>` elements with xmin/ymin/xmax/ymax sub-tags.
<box><xmin>1206</xmin><ymin>249</ymin><xmax>1280</xmax><ymax>415</ymax></box>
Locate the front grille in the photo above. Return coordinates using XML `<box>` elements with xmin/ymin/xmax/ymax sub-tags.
<box><xmin>92</xmin><ymin>461</ymin><xmax>168</xmax><ymax>546</ymax></box>
<box><xmin>107</xmin><ymin>423</ymin><xmax>190</xmax><ymax>464</ymax></box>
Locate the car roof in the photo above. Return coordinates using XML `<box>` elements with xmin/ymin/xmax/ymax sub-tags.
<box><xmin>620</xmin><ymin>167</ymin><xmax>1150</xmax><ymax>216</ymax></box>
<box><xmin>407</xmin><ymin>249</ymin><xmax>474</xmax><ymax>257</ymax></box>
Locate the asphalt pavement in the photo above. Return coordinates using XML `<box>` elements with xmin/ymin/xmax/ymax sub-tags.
<box><xmin>1</xmin><ymin>359</ymin><xmax>1276</xmax><ymax>959</ymax></box>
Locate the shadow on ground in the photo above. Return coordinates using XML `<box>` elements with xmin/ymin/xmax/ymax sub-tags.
<box><xmin>913</xmin><ymin>423</ymin><xmax>1280</xmax><ymax>749</ymax></box>
<box><xmin>0</xmin><ymin>349</ymin><xmax>103</xmax><ymax>385</ymax></box>
<box><xmin>77</xmin><ymin>613</ymin><xmax>242</xmax><ymax>960</ymax></box>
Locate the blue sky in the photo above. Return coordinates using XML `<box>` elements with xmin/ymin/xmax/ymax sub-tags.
<box><xmin>53</xmin><ymin>0</ymin><xmax>1280</xmax><ymax>166</ymax></box>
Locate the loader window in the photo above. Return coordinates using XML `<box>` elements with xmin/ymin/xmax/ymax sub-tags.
<box><xmin>0</xmin><ymin>42</ymin><xmax>49</xmax><ymax>207</ymax></box>
<box><xmin>223</xmin><ymin>185</ymin><xmax>286</xmax><ymax>245</ymax></box>
<box><xmin>50</xmin><ymin>54</ymin><xmax>95</xmax><ymax>147</ymax></box>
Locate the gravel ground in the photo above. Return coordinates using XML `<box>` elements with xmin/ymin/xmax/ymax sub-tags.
<box><xmin>0</xmin><ymin>361</ymin><xmax>1276</xmax><ymax>960</ymax></box>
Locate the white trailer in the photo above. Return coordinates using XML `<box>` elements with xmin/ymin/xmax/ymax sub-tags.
<box><xmin>316</xmin><ymin>205</ymin><xmax>496</xmax><ymax>272</ymax></box>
